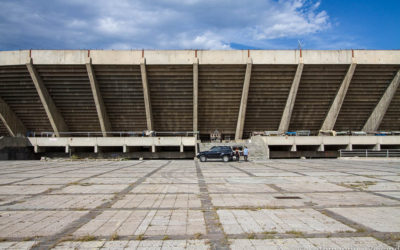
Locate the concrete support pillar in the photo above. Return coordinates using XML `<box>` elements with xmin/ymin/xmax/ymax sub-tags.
<box><xmin>346</xmin><ymin>144</ymin><xmax>353</xmax><ymax>150</ymax></box>
<box><xmin>266</xmin><ymin>145</ymin><xmax>270</xmax><ymax>160</ymax></box>
<box><xmin>278</xmin><ymin>62</ymin><xmax>304</xmax><ymax>133</ymax></box>
<box><xmin>123</xmin><ymin>144</ymin><xmax>129</xmax><ymax>153</ymax></box>
<box><xmin>34</xmin><ymin>145</ymin><xmax>44</xmax><ymax>153</ymax></box>
<box><xmin>94</xmin><ymin>145</ymin><xmax>99</xmax><ymax>153</ymax></box>
<box><xmin>193</xmin><ymin>58</ymin><xmax>199</xmax><ymax>133</ymax></box>
<box><xmin>321</xmin><ymin>63</ymin><xmax>357</xmax><ymax>131</ymax></box>
<box><xmin>318</xmin><ymin>144</ymin><xmax>325</xmax><ymax>152</ymax></box>
<box><xmin>86</xmin><ymin>58</ymin><xmax>111</xmax><ymax>137</ymax></box>
<box><xmin>373</xmin><ymin>143</ymin><xmax>381</xmax><ymax>151</ymax></box>
<box><xmin>65</xmin><ymin>145</ymin><xmax>69</xmax><ymax>154</ymax></box>
<box><xmin>26</xmin><ymin>59</ymin><xmax>68</xmax><ymax>137</ymax></box>
<box><xmin>151</xmin><ymin>145</ymin><xmax>156</xmax><ymax>153</ymax></box>
<box><xmin>180</xmin><ymin>144</ymin><xmax>184</xmax><ymax>153</ymax></box>
<box><xmin>140</xmin><ymin>58</ymin><xmax>154</xmax><ymax>131</ymax></box>
<box><xmin>363</xmin><ymin>70</ymin><xmax>400</xmax><ymax>132</ymax></box>
<box><xmin>0</xmin><ymin>97</ymin><xmax>26</xmax><ymax>137</ymax></box>
<box><xmin>235</xmin><ymin>58</ymin><xmax>252</xmax><ymax>140</ymax></box>
<box><xmin>291</xmin><ymin>144</ymin><xmax>297</xmax><ymax>152</ymax></box>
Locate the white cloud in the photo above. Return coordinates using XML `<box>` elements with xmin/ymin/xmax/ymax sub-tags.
<box><xmin>0</xmin><ymin>0</ymin><xmax>332</xmax><ymax>49</ymax></box>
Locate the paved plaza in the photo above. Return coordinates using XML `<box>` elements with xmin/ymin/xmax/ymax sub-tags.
<box><xmin>0</xmin><ymin>159</ymin><xmax>399</xmax><ymax>249</ymax></box>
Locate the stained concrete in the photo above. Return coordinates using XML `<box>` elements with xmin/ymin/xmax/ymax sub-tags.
<box><xmin>0</xmin><ymin>159</ymin><xmax>398</xmax><ymax>249</ymax></box>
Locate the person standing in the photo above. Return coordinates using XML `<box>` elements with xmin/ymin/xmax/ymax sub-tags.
<box><xmin>243</xmin><ymin>146</ymin><xmax>249</xmax><ymax>161</ymax></box>
<box><xmin>235</xmin><ymin>148</ymin><xmax>240</xmax><ymax>161</ymax></box>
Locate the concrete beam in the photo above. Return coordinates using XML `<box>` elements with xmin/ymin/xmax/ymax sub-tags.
<box><xmin>278</xmin><ymin>62</ymin><xmax>304</xmax><ymax>132</ymax></box>
<box><xmin>235</xmin><ymin>58</ymin><xmax>253</xmax><ymax>140</ymax></box>
<box><xmin>363</xmin><ymin>70</ymin><xmax>400</xmax><ymax>132</ymax></box>
<box><xmin>320</xmin><ymin>63</ymin><xmax>357</xmax><ymax>131</ymax></box>
<box><xmin>3</xmin><ymin>50</ymin><xmax>400</xmax><ymax>66</ymax></box>
<box><xmin>140</xmin><ymin>58</ymin><xmax>154</xmax><ymax>131</ymax></box>
<box><xmin>26</xmin><ymin>59</ymin><xmax>68</xmax><ymax>137</ymax></box>
<box><xmin>193</xmin><ymin>58</ymin><xmax>199</xmax><ymax>133</ymax></box>
<box><xmin>86</xmin><ymin>58</ymin><xmax>112</xmax><ymax>137</ymax></box>
<box><xmin>0</xmin><ymin>97</ymin><xmax>26</xmax><ymax>136</ymax></box>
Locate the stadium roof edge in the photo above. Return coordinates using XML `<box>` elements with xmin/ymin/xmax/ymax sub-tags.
<box><xmin>0</xmin><ymin>49</ymin><xmax>399</xmax><ymax>65</ymax></box>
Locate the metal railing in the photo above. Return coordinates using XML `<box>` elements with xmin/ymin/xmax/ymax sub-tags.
<box><xmin>339</xmin><ymin>149</ymin><xmax>400</xmax><ymax>158</ymax></box>
<box><xmin>28</xmin><ymin>131</ymin><xmax>199</xmax><ymax>138</ymax></box>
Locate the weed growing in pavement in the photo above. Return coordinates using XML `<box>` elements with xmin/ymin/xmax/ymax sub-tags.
<box><xmin>110</xmin><ymin>232</ymin><xmax>119</xmax><ymax>241</ymax></box>
<box><xmin>136</xmin><ymin>234</ymin><xmax>144</xmax><ymax>241</ymax></box>
<box><xmin>246</xmin><ymin>232</ymin><xmax>255</xmax><ymax>239</ymax></box>
<box><xmin>162</xmin><ymin>235</ymin><xmax>170</xmax><ymax>240</ymax></box>
<box><xmin>285</xmin><ymin>231</ymin><xmax>304</xmax><ymax>237</ymax></box>
<box><xmin>76</xmin><ymin>235</ymin><xmax>96</xmax><ymax>241</ymax></box>
<box><xmin>193</xmin><ymin>233</ymin><xmax>202</xmax><ymax>239</ymax></box>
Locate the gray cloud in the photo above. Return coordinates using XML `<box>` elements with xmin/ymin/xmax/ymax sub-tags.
<box><xmin>0</xmin><ymin>0</ymin><xmax>331</xmax><ymax>49</ymax></box>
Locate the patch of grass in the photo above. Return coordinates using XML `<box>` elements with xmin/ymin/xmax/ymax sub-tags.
<box><xmin>389</xmin><ymin>233</ymin><xmax>400</xmax><ymax>241</ymax></box>
<box><xmin>68</xmin><ymin>182</ymin><xmax>80</xmax><ymax>185</ymax></box>
<box><xmin>76</xmin><ymin>235</ymin><xmax>96</xmax><ymax>242</ymax></box>
<box><xmin>136</xmin><ymin>234</ymin><xmax>144</xmax><ymax>241</ymax></box>
<box><xmin>262</xmin><ymin>231</ymin><xmax>277</xmax><ymax>235</ymax></box>
<box><xmin>71</xmin><ymin>154</ymin><xmax>80</xmax><ymax>160</ymax></box>
<box><xmin>162</xmin><ymin>235</ymin><xmax>170</xmax><ymax>241</ymax></box>
<box><xmin>285</xmin><ymin>231</ymin><xmax>304</xmax><ymax>237</ymax></box>
<box><xmin>356</xmin><ymin>228</ymin><xmax>366</xmax><ymax>233</ymax></box>
<box><xmin>246</xmin><ymin>232</ymin><xmax>255</xmax><ymax>239</ymax></box>
<box><xmin>110</xmin><ymin>232</ymin><xmax>119</xmax><ymax>241</ymax></box>
<box><xmin>23</xmin><ymin>237</ymin><xmax>33</xmax><ymax>241</ymax></box>
<box><xmin>193</xmin><ymin>233</ymin><xmax>202</xmax><ymax>240</ymax></box>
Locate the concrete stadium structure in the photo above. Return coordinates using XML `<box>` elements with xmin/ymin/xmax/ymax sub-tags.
<box><xmin>0</xmin><ymin>50</ymin><xmax>400</xmax><ymax>158</ymax></box>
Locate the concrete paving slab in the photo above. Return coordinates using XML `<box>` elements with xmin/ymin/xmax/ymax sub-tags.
<box><xmin>229</xmin><ymin>237</ymin><xmax>393</xmax><ymax>250</ymax></box>
<box><xmin>207</xmin><ymin>184</ymin><xmax>276</xmax><ymax>193</ymax></box>
<box><xmin>303</xmin><ymin>192</ymin><xmax>400</xmax><ymax>206</ymax></box>
<box><xmin>218</xmin><ymin>208</ymin><xmax>354</xmax><ymax>234</ymax></box>
<box><xmin>210</xmin><ymin>193</ymin><xmax>309</xmax><ymax>207</ymax></box>
<box><xmin>131</xmin><ymin>184</ymin><xmax>200</xmax><ymax>194</ymax></box>
<box><xmin>112</xmin><ymin>194</ymin><xmax>201</xmax><ymax>209</ymax></box>
<box><xmin>328</xmin><ymin>207</ymin><xmax>400</xmax><ymax>232</ymax></box>
<box><xmin>0</xmin><ymin>185</ymin><xmax>60</xmax><ymax>195</ymax></box>
<box><xmin>52</xmin><ymin>184</ymin><xmax>129</xmax><ymax>194</ymax></box>
<box><xmin>0</xmin><ymin>241</ymin><xmax>38</xmax><ymax>249</ymax></box>
<box><xmin>0</xmin><ymin>211</ymin><xmax>87</xmax><ymax>237</ymax></box>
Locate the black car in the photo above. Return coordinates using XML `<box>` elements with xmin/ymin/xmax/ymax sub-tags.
<box><xmin>197</xmin><ymin>146</ymin><xmax>234</xmax><ymax>162</ymax></box>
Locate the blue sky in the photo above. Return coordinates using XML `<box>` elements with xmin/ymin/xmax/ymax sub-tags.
<box><xmin>0</xmin><ymin>0</ymin><xmax>399</xmax><ymax>50</ymax></box>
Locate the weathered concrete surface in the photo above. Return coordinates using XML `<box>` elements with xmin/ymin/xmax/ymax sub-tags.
<box><xmin>321</xmin><ymin>63</ymin><xmax>357</xmax><ymax>131</ymax></box>
<box><xmin>235</xmin><ymin>58</ymin><xmax>252</xmax><ymax>140</ymax></box>
<box><xmin>0</xmin><ymin>98</ymin><xmax>26</xmax><ymax>137</ymax></box>
<box><xmin>0</xmin><ymin>159</ymin><xmax>399</xmax><ymax>249</ymax></box>
<box><xmin>363</xmin><ymin>70</ymin><xmax>400</xmax><ymax>132</ymax></box>
<box><xmin>86</xmin><ymin>58</ymin><xmax>111</xmax><ymax>137</ymax></box>
<box><xmin>278</xmin><ymin>62</ymin><xmax>304</xmax><ymax>133</ymax></box>
<box><xmin>140</xmin><ymin>58</ymin><xmax>154</xmax><ymax>131</ymax></box>
<box><xmin>26</xmin><ymin>60</ymin><xmax>68</xmax><ymax>136</ymax></box>
<box><xmin>2</xmin><ymin>50</ymin><xmax>400</xmax><ymax>65</ymax></box>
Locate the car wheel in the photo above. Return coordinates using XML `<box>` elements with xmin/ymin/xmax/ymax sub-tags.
<box><xmin>222</xmin><ymin>155</ymin><xmax>229</xmax><ymax>162</ymax></box>
<box><xmin>200</xmin><ymin>156</ymin><xmax>206</xmax><ymax>162</ymax></box>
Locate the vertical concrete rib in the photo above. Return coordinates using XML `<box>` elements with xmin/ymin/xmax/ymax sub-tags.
<box><xmin>278</xmin><ymin>62</ymin><xmax>304</xmax><ymax>133</ymax></box>
<box><xmin>0</xmin><ymin>97</ymin><xmax>26</xmax><ymax>137</ymax></box>
<box><xmin>140</xmin><ymin>58</ymin><xmax>153</xmax><ymax>131</ymax></box>
<box><xmin>235</xmin><ymin>58</ymin><xmax>252</xmax><ymax>140</ymax></box>
<box><xmin>193</xmin><ymin>58</ymin><xmax>199</xmax><ymax>133</ymax></box>
<box><xmin>86</xmin><ymin>58</ymin><xmax>111</xmax><ymax>137</ymax></box>
<box><xmin>26</xmin><ymin>59</ymin><xmax>68</xmax><ymax>137</ymax></box>
<box><xmin>363</xmin><ymin>69</ymin><xmax>400</xmax><ymax>132</ymax></box>
<box><xmin>320</xmin><ymin>63</ymin><xmax>357</xmax><ymax>131</ymax></box>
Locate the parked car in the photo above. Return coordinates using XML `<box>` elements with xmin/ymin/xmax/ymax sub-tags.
<box><xmin>197</xmin><ymin>146</ymin><xmax>234</xmax><ymax>162</ymax></box>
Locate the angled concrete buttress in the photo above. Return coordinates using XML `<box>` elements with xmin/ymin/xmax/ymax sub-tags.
<box><xmin>86</xmin><ymin>58</ymin><xmax>112</xmax><ymax>137</ymax></box>
<box><xmin>26</xmin><ymin>59</ymin><xmax>68</xmax><ymax>137</ymax></box>
<box><xmin>363</xmin><ymin>69</ymin><xmax>400</xmax><ymax>132</ymax></box>
<box><xmin>0</xmin><ymin>97</ymin><xmax>26</xmax><ymax>137</ymax></box>
<box><xmin>193</xmin><ymin>58</ymin><xmax>199</xmax><ymax>133</ymax></box>
<box><xmin>278</xmin><ymin>61</ymin><xmax>304</xmax><ymax>133</ymax></box>
<box><xmin>140</xmin><ymin>58</ymin><xmax>154</xmax><ymax>131</ymax></box>
<box><xmin>320</xmin><ymin>63</ymin><xmax>357</xmax><ymax>131</ymax></box>
<box><xmin>235</xmin><ymin>58</ymin><xmax>253</xmax><ymax>140</ymax></box>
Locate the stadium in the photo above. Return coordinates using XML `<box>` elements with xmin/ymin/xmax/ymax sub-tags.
<box><xmin>0</xmin><ymin>49</ymin><xmax>399</xmax><ymax>159</ymax></box>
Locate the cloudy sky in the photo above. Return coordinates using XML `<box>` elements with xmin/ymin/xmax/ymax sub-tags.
<box><xmin>0</xmin><ymin>0</ymin><xmax>399</xmax><ymax>50</ymax></box>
